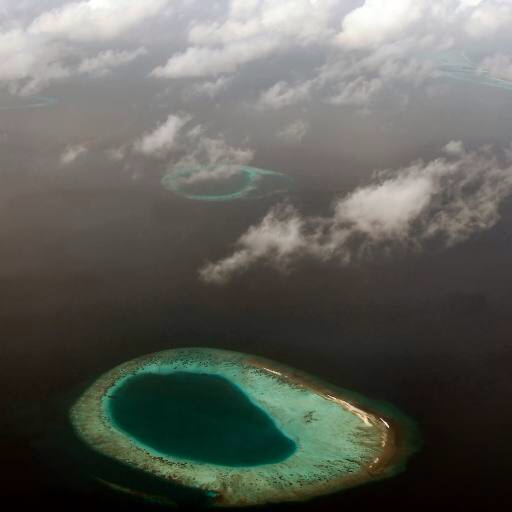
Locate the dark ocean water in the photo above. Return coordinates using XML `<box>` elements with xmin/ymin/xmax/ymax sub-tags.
<box><xmin>1</xmin><ymin>170</ymin><xmax>509</xmax><ymax>511</ymax></box>
<box><xmin>0</xmin><ymin>81</ymin><xmax>510</xmax><ymax>511</ymax></box>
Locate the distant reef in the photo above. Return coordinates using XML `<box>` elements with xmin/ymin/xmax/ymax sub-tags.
<box><xmin>161</xmin><ymin>165</ymin><xmax>293</xmax><ymax>201</ymax></box>
<box><xmin>0</xmin><ymin>92</ymin><xmax>57</xmax><ymax>111</ymax></box>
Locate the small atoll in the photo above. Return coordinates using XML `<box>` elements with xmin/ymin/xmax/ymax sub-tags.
<box><xmin>437</xmin><ymin>50</ymin><xmax>512</xmax><ymax>92</ymax></box>
<box><xmin>161</xmin><ymin>166</ymin><xmax>293</xmax><ymax>201</ymax></box>
<box><xmin>0</xmin><ymin>92</ymin><xmax>57</xmax><ymax>111</ymax></box>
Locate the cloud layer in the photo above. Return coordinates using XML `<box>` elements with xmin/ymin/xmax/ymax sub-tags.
<box><xmin>148</xmin><ymin>0</ymin><xmax>512</xmax><ymax>110</ymax></box>
<box><xmin>200</xmin><ymin>142</ymin><xmax>512</xmax><ymax>283</ymax></box>
<box><xmin>0</xmin><ymin>0</ymin><xmax>170</xmax><ymax>94</ymax></box>
<box><xmin>29</xmin><ymin>0</ymin><xmax>171</xmax><ymax>41</ymax></box>
<box><xmin>151</xmin><ymin>0</ymin><xmax>337</xmax><ymax>79</ymax></box>
<box><xmin>4</xmin><ymin>0</ymin><xmax>512</xmax><ymax>105</ymax></box>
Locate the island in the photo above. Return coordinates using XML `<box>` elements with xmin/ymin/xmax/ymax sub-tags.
<box><xmin>70</xmin><ymin>348</ymin><xmax>417</xmax><ymax>507</ymax></box>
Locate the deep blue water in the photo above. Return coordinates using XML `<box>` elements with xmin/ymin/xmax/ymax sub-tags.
<box><xmin>108</xmin><ymin>372</ymin><xmax>296</xmax><ymax>466</ymax></box>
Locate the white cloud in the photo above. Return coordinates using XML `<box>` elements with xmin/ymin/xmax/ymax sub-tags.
<box><xmin>254</xmin><ymin>47</ymin><xmax>433</xmax><ymax>111</ymax></box>
<box><xmin>152</xmin><ymin>0</ymin><xmax>337</xmax><ymax>78</ymax></box>
<box><xmin>133</xmin><ymin>114</ymin><xmax>190</xmax><ymax>157</ymax></box>
<box><xmin>478</xmin><ymin>53</ymin><xmax>512</xmax><ymax>82</ymax></box>
<box><xmin>188</xmin><ymin>0</ymin><xmax>336</xmax><ymax>46</ymax></box>
<box><xmin>28</xmin><ymin>0</ymin><xmax>172</xmax><ymax>42</ymax></box>
<box><xmin>337</xmin><ymin>0</ymin><xmax>426</xmax><ymax>49</ymax></box>
<box><xmin>112</xmin><ymin>116</ymin><xmax>255</xmax><ymax>188</ymax></box>
<box><xmin>0</xmin><ymin>0</ymin><xmax>168</xmax><ymax>94</ymax></box>
<box><xmin>444</xmin><ymin>140</ymin><xmax>465</xmax><ymax>156</ymax></box>
<box><xmin>170</xmin><ymin>128</ymin><xmax>254</xmax><ymax>184</ymax></box>
<box><xmin>334</xmin><ymin>0</ymin><xmax>512</xmax><ymax>52</ymax></box>
<box><xmin>60</xmin><ymin>144</ymin><xmax>87</xmax><ymax>166</ymax></box>
<box><xmin>186</xmin><ymin>76</ymin><xmax>233</xmax><ymax>99</ymax></box>
<box><xmin>277</xmin><ymin>120</ymin><xmax>309</xmax><ymax>143</ymax></box>
<box><xmin>0</xmin><ymin>30</ymin><xmax>146</xmax><ymax>94</ymax></box>
<box><xmin>335</xmin><ymin>172</ymin><xmax>436</xmax><ymax>239</ymax></box>
<box><xmin>3</xmin><ymin>0</ymin><xmax>511</xmax><ymax>100</ymax></box>
<box><xmin>77</xmin><ymin>47</ymin><xmax>146</xmax><ymax>76</ymax></box>
<box><xmin>307</xmin><ymin>1</ymin><xmax>512</xmax><ymax>109</ymax></box>
<box><xmin>106</xmin><ymin>145</ymin><xmax>127</xmax><ymax>162</ymax></box>
<box><xmin>199</xmin><ymin>204</ymin><xmax>307</xmax><ymax>284</ymax></box>
<box><xmin>237</xmin><ymin>0</ymin><xmax>501</xmax><ymax>112</ymax></box>
<box><xmin>328</xmin><ymin>76</ymin><xmax>383</xmax><ymax>106</ymax></box>
<box><xmin>465</xmin><ymin>1</ymin><xmax>512</xmax><ymax>38</ymax></box>
<box><xmin>200</xmin><ymin>142</ymin><xmax>512</xmax><ymax>283</ymax></box>
<box><xmin>0</xmin><ymin>29</ymin><xmax>69</xmax><ymax>94</ymax></box>
<box><xmin>334</xmin><ymin>0</ymin><xmax>503</xmax><ymax>50</ymax></box>
<box><xmin>152</xmin><ymin>38</ymin><xmax>279</xmax><ymax>78</ymax></box>
<box><xmin>256</xmin><ymin>80</ymin><xmax>313</xmax><ymax>110</ymax></box>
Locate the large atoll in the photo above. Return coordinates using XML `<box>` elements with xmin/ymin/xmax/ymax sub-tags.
<box><xmin>70</xmin><ymin>348</ymin><xmax>418</xmax><ymax>508</ymax></box>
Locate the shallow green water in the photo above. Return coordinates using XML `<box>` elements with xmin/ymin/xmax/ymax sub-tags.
<box><xmin>108</xmin><ymin>371</ymin><xmax>297</xmax><ymax>466</ymax></box>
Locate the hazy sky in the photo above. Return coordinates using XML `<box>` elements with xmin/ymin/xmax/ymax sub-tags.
<box><xmin>3</xmin><ymin>0</ymin><xmax>512</xmax><ymax>285</ymax></box>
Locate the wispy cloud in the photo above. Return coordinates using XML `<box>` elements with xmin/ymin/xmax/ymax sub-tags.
<box><xmin>186</xmin><ymin>76</ymin><xmax>234</xmax><ymax>100</ymax></box>
<box><xmin>170</xmin><ymin>127</ymin><xmax>254</xmax><ymax>184</ymax></box>
<box><xmin>0</xmin><ymin>0</ymin><xmax>168</xmax><ymax>94</ymax></box>
<box><xmin>60</xmin><ymin>144</ymin><xmax>88</xmax><ymax>166</ymax></box>
<box><xmin>478</xmin><ymin>53</ymin><xmax>512</xmax><ymax>82</ymax></box>
<box><xmin>133</xmin><ymin>114</ymin><xmax>191</xmax><ymax>158</ymax></box>
<box><xmin>150</xmin><ymin>0</ymin><xmax>512</xmax><ymax>112</ymax></box>
<box><xmin>200</xmin><ymin>141</ymin><xmax>512</xmax><ymax>284</ymax></box>
<box><xmin>151</xmin><ymin>0</ymin><xmax>336</xmax><ymax>79</ymax></box>
<box><xmin>28</xmin><ymin>0</ymin><xmax>171</xmax><ymax>42</ymax></box>
<box><xmin>277</xmin><ymin>120</ymin><xmax>309</xmax><ymax>143</ymax></box>
<box><xmin>256</xmin><ymin>80</ymin><xmax>313</xmax><ymax>110</ymax></box>
<box><xmin>77</xmin><ymin>47</ymin><xmax>146</xmax><ymax>76</ymax></box>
